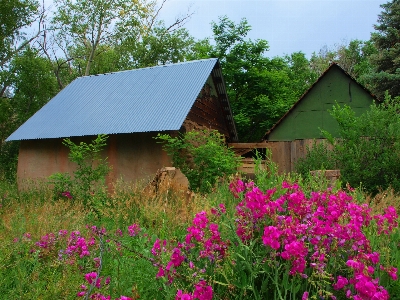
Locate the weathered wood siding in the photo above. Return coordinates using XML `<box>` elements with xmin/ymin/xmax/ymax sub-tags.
<box><xmin>268</xmin><ymin>66</ymin><xmax>375</xmax><ymax>141</ymax></box>
<box><xmin>234</xmin><ymin>139</ymin><xmax>331</xmax><ymax>174</ymax></box>
<box><xmin>186</xmin><ymin>76</ymin><xmax>233</xmax><ymax>139</ymax></box>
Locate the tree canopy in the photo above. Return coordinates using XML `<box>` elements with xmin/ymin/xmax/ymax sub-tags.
<box><xmin>2</xmin><ymin>0</ymin><xmax>400</xmax><ymax>180</ymax></box>
<box><xmin>366</xmin><ymin>0</ymin><xmax>400</xmax><ymax>99</ymax></box>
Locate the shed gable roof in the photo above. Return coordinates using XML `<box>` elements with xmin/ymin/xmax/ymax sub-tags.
<box><xmin>264</xmin><ymin>63</ymin><xmax>377</xmax><ymax>140</ymax></box>
<box><xmin>7</xmin><ymin>58</ymin><xmax>237</xmax><ymax>141</ymax></box>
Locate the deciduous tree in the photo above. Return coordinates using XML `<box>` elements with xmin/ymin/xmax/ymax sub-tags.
<box><xmin>207</xmin><ymin>16</ymin><xmax>315</xmax><ymax>141</ymax></box>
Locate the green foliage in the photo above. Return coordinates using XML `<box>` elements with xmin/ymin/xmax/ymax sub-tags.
<box><xmin>49</xmin><ymin>134</ymin><xmax>110</xmax><ymax>206</ymax></box>
<box><xmin>155</xmin><ymin>129</ymin><xmax>241</xmax><ymax>194</ymax></box>
<box><xmin>120</xmin><ymin>25</ymin><xmax>200</xmax><ymax>68</ymax></box>
<box><xmin>10</xmin><ymin>47</ymin><xmax>58</xmax><ymax>123</ymax></box>
<box><xmin>207</xmin><ymin>16</ymin><xmax>316</xmax><ymax>141</ymax></box>
<box><xmin>296</xmin><ymin>94</ymin><xmax>400</xmax><ymax>194</ymax></box>
<box><xmin>295</xmin><ymin>141</ymin><xmax>336</xmax><ymax>178</ymax></box>
<box><xmin>52</xmin><ymin>0</ymin><xmax>156</xmax><ymax>76</ymax></box>
<box><xmin>310</xmin><ymin>40</ymin><xmax>376</xmax><ymax>82</ymax></box>
<box><xmin>0</xmin><ymin>0</ymin><xmax>39</xmax><ymax>67</ymax></box>
<box><xmin>367</xmin><ymin>0</ymin><xmax>400</xmax><ymax>99</ymax></box>
<box><xmin>0</xmin><ymin>141</ymin><xmax>19</xmax><ymax>183</ymax></box>
<box><xmin>329</xmin><ymin>94</ymin><xmax>400</xmax><ymax>194</ymax></box>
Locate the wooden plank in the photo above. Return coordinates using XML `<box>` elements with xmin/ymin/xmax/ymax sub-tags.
<box><xmin>228</xmin><ymin>143</ymin><xmax>270</xmax><ymax>149</ymax></box>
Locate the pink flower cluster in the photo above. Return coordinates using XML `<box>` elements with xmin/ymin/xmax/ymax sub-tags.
<box><xmin>229</xmin><ymin>178</ymin><xmax>399</xmax><ymax>299</ymax></box>
<box><xmin>374</xmin><ymin>206</ymin><xmax>398</xmax><ymax>234</ymax></box>
<box><xmin>35</xmin><ymin>232</ymin><xmax>57</xmax><ymax>249</ymax></box>
<box><xmin>185</xmin><ymin>211</ymin><xmax>228</xmax><ymax>262</ymax></box>
<box><xmin>151</xmin><ymin>209</ymin><xmax>229</xmax><ymax>298</ymax></box>
<box><xmin>77</xmin><ymin>272</ymin><xmax>132</xmax><ymax>300</ymax></box>
<box><xmin>62</xmin><ymin>230</ymin><xmax>96</xmax><ymax>260</ymax></box>
<box><xmin>127</xmin><ymin>223</ymin><xmax>141</xmax><ymax>237</ymax></box>
<box><xmin>176</xmin><ymin>280</ymin><xmax>213</xmax><ymax>300</ymax></box>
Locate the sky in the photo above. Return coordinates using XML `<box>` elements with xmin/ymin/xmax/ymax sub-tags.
<box><xmin>157</xmin><ymin>0</ymin><xmax>385</xmax><ymax>58</ymax></box>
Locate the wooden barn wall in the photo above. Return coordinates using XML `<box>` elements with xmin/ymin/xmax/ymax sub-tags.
<box><xmin>269</xmin><ymin>138</ymin><xmax>331</xmax><ymax>173</ymax></box>
<box><xmin>185</xmin><ymin>76</ymin><xmax>231</xmax><ymax>138</ymax></box>
<box><xmin>236</xmin><ymin>139</ymin><xmax>330</xmax><ymax>174</ymax></box>
<box><xmin>268</xmin><ymin>67</ymin><xmax>375</xmax><ymax>141</ymax></box>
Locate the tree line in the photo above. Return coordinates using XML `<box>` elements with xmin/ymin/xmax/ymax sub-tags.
<box><xmin>1</xmin><ymin>0</ymin><xmax>400</xmax><ymax>181</ymax></box>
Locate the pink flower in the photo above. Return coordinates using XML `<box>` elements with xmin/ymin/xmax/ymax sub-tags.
<box><xmin>229</xmin><ymin>179</ymin><xmax>245</xmax><ymax>198</ymax></box>
<box><xmin>170</xmin><ymin>248</ymin><xmax>185</xmax><ymax>267</ymax></box>
<box><xmin>176</xmin><ymin>290</ymin><xmax>193</xmax><ymax>300</ymax></box>
<box><xmin>128</xmin><ymin>223</ymin><xmax>141</xmax><ymax>236</ymax></box>
<box><xmin>156</xmin><ymin>267</ymin><xmax>165</xmax><ymax>278</ymax></box>
<box><xmin>262</xmin><ymin>226</ymin><xmax>282</xmax><ymax>250</ymax></box>
<box><xmin>61</xmin><ymin>191</ymin><xmax>73</xmax><ymax>199</ymax></box>
<box><xmin>302</xmin><ymin>291</ymin><xmax>309</xmax><ymax>300</ymax></box>
<box><xmin>151</xmin><ymin>239</ymin><xmax>161</xmax><ymax>256</ymax></box>
<box><xmin>193</xmin><ymin>280</ymin><xmax>213</xmax><ymax>300</ymax></box>
<box><xmin>333</xmin><ymin>276</ymin><xmax>349</xmax><ymax>290</ymax></box>
<box><xmin>84</xmin><ymin>272</ymin><xmax>97</xmax><ymax>284</ymax></box>
<box><xmin>193</xmin><ymin>211</ymin><xmax>209</xmax><ymax>229</ymax></box>
<box><xmin>385</xmin><ymin>266</ymin><xmax>398</xmax><ymax>280</ymax></box>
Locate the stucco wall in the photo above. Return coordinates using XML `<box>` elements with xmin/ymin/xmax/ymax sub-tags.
<box><xmin>17</xmin><ymin>132</ymin><xmax>173</xmax><ymax>190</ymax></box>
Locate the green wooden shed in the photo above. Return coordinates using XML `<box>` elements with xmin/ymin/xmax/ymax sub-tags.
<box><xmin>264</xmin><ymin>63</ymin><xmax>377</xmax><ymax>141</ymax></box>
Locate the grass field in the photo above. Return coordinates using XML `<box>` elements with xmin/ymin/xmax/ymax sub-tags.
<box><xmin>1</xmin><ymin>173</ymin><xmax>399</xmax><ymax>299</ymax></box>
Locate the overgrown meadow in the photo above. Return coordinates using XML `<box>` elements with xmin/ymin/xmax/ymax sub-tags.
<box><xmin>1</xmin><ymin>165</ymin><xmax>400</xmax><ymax>300</ymax></box>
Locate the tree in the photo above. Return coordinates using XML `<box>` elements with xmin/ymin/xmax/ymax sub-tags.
<box><xmin>10</xmin><ymin>47</ymin><xmax>58</xmax><ymax>124</ymax></box>
<box><xmin>0</xmin><ymin>0</ymin><xmax>46</xmax><ymax>97</ymax></box>
<box><xmin>0</xmin><ymin>0</ymin><xmax>44</xmax><ymax>69</ymax></box>
<box><xmin>309</xmin><ymin>40</ymin><xmax>376</xmax><ymax>83</ymax></box>
<box><xmin>207</xmin><ymin>16</ymin><xmax>314</xmax><ymax>141</ymax></box>
<box><xmin>367</xmin><ymin>0</ymin><xmax>400</xmax><ymax>99</ymax></box>
<box><xmin>48</xmin><ymin>0</ymin><xmax>193</xmax><ymax>79</ymax></box>
<box><xmin>118</xmin><ymin>24</ymin><xmax>200</xmax><ymax>68</ymax></box>
<box><xmin>0</xmin><ymin>47</ymin><xmax>57</xmax><ymax>182</ymax></box>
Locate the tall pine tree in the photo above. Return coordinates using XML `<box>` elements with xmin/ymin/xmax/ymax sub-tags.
<box><xmin>368</xmin><ymin>0</ymin><xmax>400</xmax><ymax>99</ymax></box>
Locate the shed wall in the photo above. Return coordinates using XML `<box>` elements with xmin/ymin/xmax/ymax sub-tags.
<box><xmin>17</xmin><ymin>132</ymin><xmax>172</xmax><ymax>190</ymax></box>
<box><xmin>268</xmin><ymin>67</ymin><xmax>374</xmax><ymax>141</ymax></box>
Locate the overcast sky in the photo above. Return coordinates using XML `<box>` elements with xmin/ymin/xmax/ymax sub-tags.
<box><xmin>158</xmin><ymin>0</ymin><xmax>385</xmax><ymax>58</ymax></box>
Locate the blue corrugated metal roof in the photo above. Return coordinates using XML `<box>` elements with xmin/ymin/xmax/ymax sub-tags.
<box><xmin>7</xmin><ymin>58</ymin><xmax>221</xmax><ymax>141</ymax></box>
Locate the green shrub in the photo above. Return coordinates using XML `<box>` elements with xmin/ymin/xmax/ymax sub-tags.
<box><xmin>295</xmin><ymin>140</ymin><xmax>336</xmax><ymax>178</ymax></box>
<box><xmin>0</xmin><ymin>140</ymin><xmax>19</xmax><ymax>183</ymax></box>
<box><xmin>155</xmin><ymin>129</ymin><xmax>241</xmax><ymax>194</ymax></box>
<box><xmin>49</xmin><ymin>134</ymin><xmax>110</xmax><ymax>206</ymax></box>
<box><xmin>327</xmin><ymin>93</ymin><xmax>400</xmax><ymax>194</ymax></box>
<box><xmin>296</xmin><ymin>93</ymin><xmax>400</xmax><ymax>194</ymax></box>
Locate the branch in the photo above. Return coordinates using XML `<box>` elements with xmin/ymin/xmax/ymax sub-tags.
<box><xmin>0</xmin><ymin>9</ymin><xmax>46</xmax><ymax>68</ymax></box>
<box><xmin>166</xmin><ymin>7</ymin><xmax>194</xmax><ymax>32</ymax></box>
<box><xmin>147</xmin><ymin>0</ymin><xmax>167</xmax><ymax>31</ymax></box>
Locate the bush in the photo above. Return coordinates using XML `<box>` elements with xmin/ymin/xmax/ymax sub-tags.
<box><xmin>295</xmin><ymin>140</ymin><xmax>336</xmax><ymax>178</ymax></box>
<box><xmin>0</xmin><ymin>140</ymin><xmax>19</xmax><ymax>183</ymax></box>
<box><xmin>295</xmin><ymin>93</ymin><xmax>400</xmax><ymax>194</ymax></box>
<box><xmin>49</xmin><ymin>134</ymin><xmax>110</xmax><ymax>206</ymax></box>
<box><xmin>155</xmin><ymin>129</ymin><xmax>241</xmax><ymax>194</ymax></box>
<box><xmin>152</xmin><ymin>180</ymin><xmax>399</xmax><ymax>299</ymax></box>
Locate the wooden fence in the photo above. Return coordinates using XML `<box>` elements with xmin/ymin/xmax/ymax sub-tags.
<box><xmin>230</xmin><ymin>138</ymin><xmax>330</xmax><ymax>175</ymax></box>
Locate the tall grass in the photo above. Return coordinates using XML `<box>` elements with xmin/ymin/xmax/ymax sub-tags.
<box><xmin>0</xmin><ymin>172</ymin><xmax>399</xmax><ymax>299</ymax></box>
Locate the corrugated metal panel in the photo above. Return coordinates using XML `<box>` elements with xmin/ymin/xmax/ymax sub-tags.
<box><xmin>7</xmin><ymin>58</ymin><xmax>219</xmax><ymax>141</ymax></box>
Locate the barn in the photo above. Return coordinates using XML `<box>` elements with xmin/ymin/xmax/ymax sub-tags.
<box><xmin>231</xmin><ymin>62</ymin><xmax>377</xmax><ymax>173</ymax></box>
<box><xmin>265</xmin><ymin>62</ymin><xmax>377</xmax><ymax>141</ymax></box>
<box><xmin>6</xmin><ymin>58</ymin><xmax>238</xmax><ymax>189</ymax></box>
